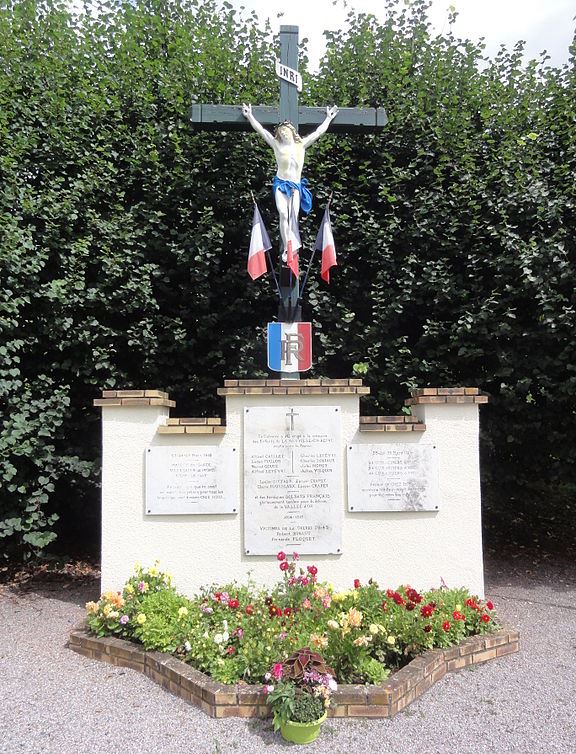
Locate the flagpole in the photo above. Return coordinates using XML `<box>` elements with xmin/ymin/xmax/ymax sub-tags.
<box><xmin>251</xmin><ymin>192</ymin><xmax>282</xmax><ymax>300</ymax></box>
<box><xmin>299</xmin><ymin>192</ymin><xmax>332</xmax><ymax>304</ymax></box>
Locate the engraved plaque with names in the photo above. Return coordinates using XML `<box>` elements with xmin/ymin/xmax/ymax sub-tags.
<box><xmin>244</xmin><ymin>405</ymin><xmax>342</xmax><ymax>555</ymax></box>
<box><xmin>347</xmin><ymin>444</ymin><xmax>440</xmax><ymax>512</ymax></box>
<box><xmin>146</xmin><ymin>446</ymin><xmax>238</xmax><ymax>515</ymax></box>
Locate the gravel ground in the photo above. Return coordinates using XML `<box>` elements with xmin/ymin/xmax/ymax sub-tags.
<box><xmin>1</xmin><ymin>556</ymin><xmax>575</xmax><ymax>754</ymax></box>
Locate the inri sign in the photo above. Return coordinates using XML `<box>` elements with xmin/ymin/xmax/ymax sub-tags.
<box><xmin>275</xmin><ymin>60</ymin><xmax>302</xmax><ymax>92</ymax></box>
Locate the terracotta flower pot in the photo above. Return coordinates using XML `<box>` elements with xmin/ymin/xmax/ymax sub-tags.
<box><xmin>280</xmin><ymin>712</ymin><xmax>327</xmax><ymax>745</ymax></box>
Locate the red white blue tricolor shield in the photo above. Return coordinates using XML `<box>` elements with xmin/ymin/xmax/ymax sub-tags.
<box><xmin>267</xmin><ymin>322</ymin><xmax>312</xmax><ymax>373</ymax></box>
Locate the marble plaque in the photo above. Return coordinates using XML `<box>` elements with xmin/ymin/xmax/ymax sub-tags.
<box><xmin>145</xmin><ymin>446</ymin><xmax>238</xmax><ymax>515</ymax></box>
<box><xmin>244</xmin><ymin>405</ymin><xmax>342</xmax><ymax>555</ymax></box>
<box><xmin>347</xmin><ymin>444</ymin><xmax>440</xmax><ymax>512</ymax></box>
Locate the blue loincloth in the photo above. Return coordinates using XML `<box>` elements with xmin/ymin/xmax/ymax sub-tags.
<box><xmin>272</xmin><ymin>176</ymin><xmax>313</xmax><ymax>214</ymax></box>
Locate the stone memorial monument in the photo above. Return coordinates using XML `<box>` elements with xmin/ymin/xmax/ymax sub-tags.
<box><xmin>94</xmin><ymin>26</ymin><xmax>489</xmax><ymax>599</ymax></box>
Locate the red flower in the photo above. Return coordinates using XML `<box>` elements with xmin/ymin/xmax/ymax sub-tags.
<box><xmin>481</xmin><ymin>614</ymin><xmax>490</xmax><ymax>623</ymax></box>
<box><xmin>300</xmin><ymin>576</ymin><xmax>309</xmax><ymax>586</ymax></box>
<box><xmin>283</xmin><ymin>607</ymin><xmax>292</xmax><ymax>617</ymax></box>
<box><xmin>486</xmin><ymin>601</ymin><xmax>494</xmax><ymax>610</ymax></box>
<box><xmin>420</xmin><ymin>605</ymin><xmax>433</xmax><ymax>618</ymax></box>
<box><xmin>424</xmin><ymin>624</ymin><xmax>432</xmax><ymax>633</ymax></box>
<box><xmin>280</xmin><ymin>561</ymin><xmax>289</xmax><ymax>571</ymax></box>
<box><xmin>393</xmin><ymin>592</ymin><xmax>405</xmax><ymax>606</ymax></box>
<box><xmin>226</xmin><ymin>646</ymin><xmax>235</xmax><ymax>655</ymax></box>
<box><xmin>452</xmin><ymin>610</ymin><xmax>462</xmax><ymax>621</ymax></box>
<box><xmin>354</xmin><ymin>579</ymin><xmax>361</xmax><ymax>589</ymax></box>
<box><xmin>465</xmin><ymin>598</ymin><xmax>478</xmax><ymax>610</ymax></box>
<box><xmin>406</xmin><ymin>602</ymin><xmax>415</xmax><ymax>611</ymax></box>
<box><xmin>245</xmin><ymin>604</ymin><xmax>254</xmax><ymax>616</ymax></box>
<box><xmin>265</xmin><ymin>596</ymin><xmax>273</xmax><ymax>606</ymax></box>
<box><xmin>406</xmin><ymin>588</ymin><xmax>422</xmax><ymax>604</ymax></box>
<box><xmin>381</xmin><ymin>602</ymin><xmax>388</xmax><ymax>612</ymax></box>
<box><xmin>386</xmin><ymin>589</ymin><xmax>395</xmax><ymax>599</ymax></box>
<box><xmin>277</xmin><ymin>551</ymin><xmax>286</xmax><ymax>561</ymax></box>
<box><xmin>275</xmin><ymin>606</ymin><xmax>283</xmax><ymax>617</ymax></box>
<box><xmin>228</xmin><ymin>598</ymin><xmax>239</xmax><ymax>609</ymax></box>
<box><xmin>307</xmin><ymin>565</ymin><xmax>318</xmax><ymax>576</ymax></box>
<box><xmin>442</xmin><ymin>621</ymin><xmax>451</xmax><ymax>632</ymax></box>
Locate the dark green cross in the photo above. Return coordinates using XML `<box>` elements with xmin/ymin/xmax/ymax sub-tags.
<box><xmin>190</xmin><ymin>25</ymin><xmax>388</xmax><ymax>135</ymax></box>
<box><xmin>190</xmin><ymin>25</ymin><xmax>387</xmax><ymax>374</ymax></box>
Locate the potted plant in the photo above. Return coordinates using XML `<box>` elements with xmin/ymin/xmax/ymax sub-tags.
<box><xmin>264</xmin><ymin>647</ymin><xmax>337</xmax><ymax>745</ymax></box>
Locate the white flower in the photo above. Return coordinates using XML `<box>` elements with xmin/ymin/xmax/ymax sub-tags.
<box><xmin>214</xmin><ymin>633</ymin><xmax>223</xmax><ymax>645</ymax></box>
<box><xmin>222</xmin><ymin>632</ymin><xmax>229</xmax><ymax>642</ymax></box>
<box><xmin>328</xmin><ymin>678</ymin><xmax>338</xmax><ymax>691</ymax></box>
<box><xmin>184</xmin><ymin>641</ymin><xmax>191</xmax><ymax>652</ymax></box>
<box><xmin>223</xmin><ymin>619</ymin><xmax>228</xmax><ymax>632</ymax></box>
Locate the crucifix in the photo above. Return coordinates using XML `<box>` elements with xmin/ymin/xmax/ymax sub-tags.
<box><xmin>190</xmin><ymin>25</ymin><xmax>388</xmax><ymax>326</ymax></box>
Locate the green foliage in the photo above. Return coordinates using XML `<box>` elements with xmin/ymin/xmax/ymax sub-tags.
<box><xmin>133</xmin><ymin>590</ymin><xmax>193</xmax><ymax>652</ymax></box>
<box><xmin>287</xmin><ymin>693</ymin><xmax>325</xmax><ymax>724</ymax></box>
<box><xmin>0</xmin><ymin>0</ymin><xmax>575</xmax><ymax>558</ymax></box>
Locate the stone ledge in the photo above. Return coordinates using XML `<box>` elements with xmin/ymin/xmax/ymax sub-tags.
<box><xmin>405</xmin><ymin>387</ymin><xmax>489</xmax><ymax>406</ymax></box>
<box><xmin>224</xmin><ymin>379</ymin><xmax>364</xmax><ymax>387</ymax></box>
<box><xmin>360</xmin><ymin>416</ymin><xmax>426</xmax><ymax>432</ymax></box>
<box><xmin>68</xmin><ymin>623</ymin><xmax>519</xmax><ymax>719</ymax></box>
<box><xmin>94</xmin><ymin>390</ymin><xmax>175</xmax><ymax>409</ymax></box>
<box><xmin>218</xmin><ymin>386</ymin><xmax>370</xmax><ymax>396</ymax></box>
<box><xmin>158</xmin><ymin>425</ymin><xmax>226</xmax><ymax>435</ymax></box>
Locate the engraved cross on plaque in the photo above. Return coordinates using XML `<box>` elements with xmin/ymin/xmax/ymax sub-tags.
<box><xmin>286</xmin><ymin>407</ymin><xmax>299</xmax><ymax>432</ymax></box>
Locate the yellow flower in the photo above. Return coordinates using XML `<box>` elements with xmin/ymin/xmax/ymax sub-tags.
<box><xmin>310</xmin><ymin>633</ymin><xmax>328</xmax><ymax>649</ymax></box>
<box><xmin>332</xmin><ymin>592</ymin><xmax>347</xmax><ymax>603</ymax></box>
<box><xmin>125</xmin><ymin>584</ymin><xmax>134</xmax><ymax>594</ymax></box>
<box><xmin>387</xmin><ymin>635</ymin><xmax>396</xmax><ymax>645</ymax></box>
<box><xmin>85</xmin><ymin>601</ymin><xmax>98</xmax><ymax>614</ymax></box>
<box><xmin>102</xmin><ymin>604</ymin><xmax>112</xmax><ymax>618</ymax></box>
<box><xmin>148</xmin><ymin>566</ymin><xmax>158</xmax><ymax>577</ymax></box>
<box><xmin>327</xmin><ymin>619</ymin><xmax>339</xmax><ymax>630</ymax></box>
<box><xmin>136</xmin><ymin>613</ymin><xmax>147</xmax><ymax>625</ymax></box>
<box><xmin>178</xmin><ymin>607</ymin><xmax>189</xmax><ymax>619</ymax></box>
<box><xmin>369</xmin><ymin>623</ymin><xmax>379</xmax><ymax>635</ymax></box>
<box><xmin>455</xmin><ymin>603</ymin><xmax>462</xmax><ymax>611</ymax></box>
<box><xmin>347</xmin><ymin>607</ymin><xmax>363</xmax><ymax>628</ymax></box>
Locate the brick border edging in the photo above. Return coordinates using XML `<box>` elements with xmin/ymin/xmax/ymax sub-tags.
<box><xmin>68</xmin><ymin>625</ymin><xmax>519</xmax><ymax>719</ymax></box>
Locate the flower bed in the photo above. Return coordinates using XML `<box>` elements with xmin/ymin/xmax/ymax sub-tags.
<box><xmin>73</xmin><ymin>557</ymin><xmax>520</xmax><ymax>718</ymax></box>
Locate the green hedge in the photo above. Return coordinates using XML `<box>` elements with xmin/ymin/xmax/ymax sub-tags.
<box><xmin>0</xmin><ymin>0</ymin><xmax>574</xmax><ymax>559</ymax></box>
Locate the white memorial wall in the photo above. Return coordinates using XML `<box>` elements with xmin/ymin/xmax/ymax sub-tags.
<box><xmin>99</xmin><ymin>388</ymin><xmax>485</xmax><ymax>598</ymax></box>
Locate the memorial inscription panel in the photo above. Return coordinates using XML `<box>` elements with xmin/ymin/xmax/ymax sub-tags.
<box><xmin>347</xmin><ymin>444</ymin><xmax>440</xmax><ymax>512</ymax></box>
<box><xmin>146</xmin><ymin>446</ymin><xmax>238</xmax><ymax>515</ymax></box>
<box><xmin>244</xmin><ymin>405</ymin><xmax>342</xmax><ymax>555</ymax></box>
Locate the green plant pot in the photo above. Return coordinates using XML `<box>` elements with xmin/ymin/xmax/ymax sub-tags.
<box><xmin>280</xmin><ymin>712</ymin><xmax>327</xmax><ymax>745</ymax></box>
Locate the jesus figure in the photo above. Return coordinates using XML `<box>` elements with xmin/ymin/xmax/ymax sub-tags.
<box><xmin>241</xmin><ymin>103</ymin><xmax>339</xmax><ymax>260</ymax></box>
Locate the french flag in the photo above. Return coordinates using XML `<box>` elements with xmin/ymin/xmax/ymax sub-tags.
<box><xmin>284</xmin><ymin>209</ymin><xmax>301</xmax><ymax>277</ymax></box>
<box><xmin>315</xmin><ymin>205</ymin><xmax>337</xmax><ymax>283</ymax></box>
<box><xmin>267</xmin><ymin>322</ymin><xmax>312</xmax><ymax>373</ymax></box>
<box><xmin>247</xmin><ymin>203</ymin><xmax>271</xmax><ymax>280</ymax></box>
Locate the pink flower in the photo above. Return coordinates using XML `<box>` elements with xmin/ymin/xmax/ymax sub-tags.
<box><xmin>138</xmin><ymin>581</ymin><xmax>146</xmax><ymax>593</ymax></box>
<box><xmin>322</xmin><ymin>596</ymin><xmax>332</xmax><ymax>608</ymax></box>
<box><xmin>299</xmin><ymin>576</ymin><xmax>309</xmax><ymax>586</ymax></box>
<box><xmin>287</xmin><ymin>577</ymin><xmax>296</xmax><ymax>587</ymax></box>
<box><xmin>302</xmin><ymin>598</ymin><xmax>312</xmax><ymax>610</ymax></box>
<box><xmin>292</xmin><ymin>552</ymin><xmax>299</xmax><ymax>560</ymax></box>
<box><xmin>272</xmin><ymin>663</ymin><xmax>283</xmax><ymax>680</ymax></box>
<box><xmin>263</xmin><ymin>684</ymin><xmax>274</xmax><ymax>695</ymax></box>
<box><xmin>277</xmin><ymin>551</ymin><xmax>286</xmax><ymax>561</ymax></box>
<box><xmin>354</xmin><ymin>579</ymin><xmax>361</xmax><ymax>589</ymax></box>
<box><xmin>307</xmin><ymin>565</ymin><xmax>318</xmax><ymax>576</ymax></box>
<box><xmin>120</xmin><ymin>615</ymin><xmax>129</xmax><ymax>625</ymax></box>
<box><xmin>280</xmin><ymin>561</ymin><xmax>289</xmax><ymax>571</ymax></box>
